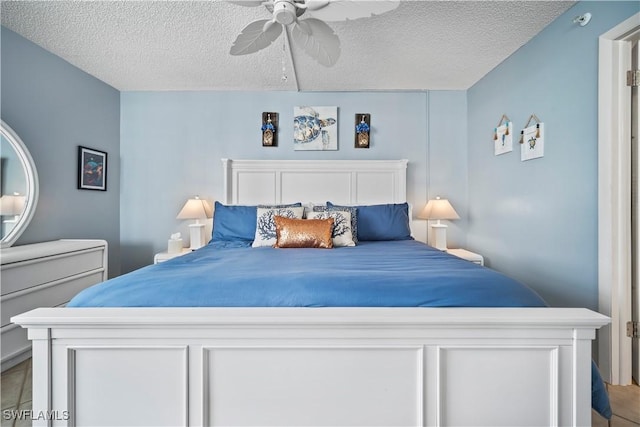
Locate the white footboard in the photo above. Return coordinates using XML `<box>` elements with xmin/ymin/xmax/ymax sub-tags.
<box><xmin>12</xmin><ymin>307</ymin><xmax>608</xmax><ymax>427</ymax></box>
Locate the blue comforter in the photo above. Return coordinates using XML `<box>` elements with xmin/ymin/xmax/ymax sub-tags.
<box><xmin>69</xmin><ymin>240</ymin><xmax>546</xmax><ymax>308</ymax></box>
<box><xmin>68</xmin><ymin>240</ymin><xmax>611</xmax><ymax>419</ymax></box>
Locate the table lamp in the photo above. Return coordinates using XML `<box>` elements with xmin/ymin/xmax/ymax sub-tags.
<box><xmin>419</xmin><ymin>196</ymin><xmax>459</xmax><ymax>250</ymax></box>
<box><xmin>177</xmin><ymin>196</ymin><xmax>213</xmax><ymax>250</ymax></box>
<box><xmin>0</xmin><ymin>192</ymin><xmax>26</xmax><ymax>223</ymax></box>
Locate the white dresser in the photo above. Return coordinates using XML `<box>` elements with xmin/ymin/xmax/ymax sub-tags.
<box><xmin>0</xmin><ymin>239</ymin><xmax>107</xmax><ymax>370</ymax></box>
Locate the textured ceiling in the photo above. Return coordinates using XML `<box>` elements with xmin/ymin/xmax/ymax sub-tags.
<box><xmin>0</xmin><ymin>0</ymin><xmax>575</xmax><ymax>91</ymax></box>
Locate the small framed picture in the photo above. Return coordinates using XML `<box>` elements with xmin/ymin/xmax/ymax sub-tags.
<box><xmin>78</xmin><ymin>146</ymin><xmax>107</xmax><ymax>191</ymax></box>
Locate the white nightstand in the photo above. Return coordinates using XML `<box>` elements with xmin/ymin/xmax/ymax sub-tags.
<box><xmin>154</xmin><ymin>248</ymin><xmax>192</xmax><ymax>264</ymax></box>
<box><xmin>446</xmin><ymin>248</ymin><xmax>484</xmax><ymax>266</ymax></box>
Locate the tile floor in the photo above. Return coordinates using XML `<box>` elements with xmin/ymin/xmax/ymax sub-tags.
<box><xmin>593</xmin><ymin>382</ymin><xmax>640</xmax><ymax>427</ymax></box>
<box><xmin>1</xmin><ymin>357</ymin><xmax>639</xmax><ymax>426</ymax></box>
<box><xmin>1</xmin><ymin>359</ymin><xmax>31</xmax><ymax>427</ymax></box>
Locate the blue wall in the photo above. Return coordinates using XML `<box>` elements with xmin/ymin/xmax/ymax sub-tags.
<box><xmin>428</xmin><ymin>91</ymin><xmax>468</xmax><ymax>247</ymax></box>
<box><xmin>120</xmin><ymin>91</ymin><xmax>468</xmax><ymax>272</ymax></box>
<box><xmin>467</xmin><ymin>2</ymin><xmax>639</xmax><ymax>308</ymax></box>
<box><xmin>1</xmin><ymin>27</ymin><xmax>121</xmax><ymax>276</ymax></box>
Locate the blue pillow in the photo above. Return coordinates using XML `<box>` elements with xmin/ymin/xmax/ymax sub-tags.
<box><xmin>591</xmin><ymin>361</ymin><xmax>612</xmax><ymax>420</ymax></box>
<box><xmin>327</xmin><ymin>202</ymin><xmax>412</xmax><ymax>241</ymax></box>
<box><xmin>212</xmin><ymin>202</ymin><xmax>302</xmax><ymax>242</ymax></box>
<box><xmin>212</xmin><ymin>202</ymin><xmax>257</xmax><ymax>242</ymax></box>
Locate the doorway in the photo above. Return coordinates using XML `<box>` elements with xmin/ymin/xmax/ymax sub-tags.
<box><xmin>598</xmin><ymin>13</ymin><xmax>640</xmax><ymax>386</ymax></box>
<box><xmin>632</xmin><ymin>38</ymin><xmax>639</xmax><ymax>385</ymax></box>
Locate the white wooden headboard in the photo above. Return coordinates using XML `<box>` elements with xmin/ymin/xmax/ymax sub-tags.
<box><xmin>221</xmin><ymin>159</ymin><xmax>408</xmax><ymax>206</ymax></box>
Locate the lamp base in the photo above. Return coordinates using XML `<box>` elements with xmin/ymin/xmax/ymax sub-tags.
<box><xmin>429</xmin><ymin>223</ymin><xmax>449</xmax><ymax>251</ymax></box>
<box><xmin>188</xmin><ymin>223</ymin><xmax>206</xmax><ymax>250</ymax></box>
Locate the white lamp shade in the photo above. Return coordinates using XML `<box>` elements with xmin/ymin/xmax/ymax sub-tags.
<box><xmin>0</xmin><ymin>193</ymin><xmax>26</xmax><ymax>216</ymax></box>
<box><xmin>419</xmin><ymin>196</ymin><xmax>458</xmax><ymax>250</ymax></box>
<box><xmin>177</xmin><ymin>196</ymin><xmax>213</xmax><ymax>250</ymax></box>
<box><xmin>418</xmin><ymin>197</ymin><xmax>460</xmax><ymax>220</ymax></box>
<box><xmin>176</xmin><ymin>196</ymin><xmax>213</xmax><ymax>220</ymax></box>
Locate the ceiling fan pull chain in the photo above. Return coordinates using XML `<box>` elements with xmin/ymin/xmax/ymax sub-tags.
<box><xmin>281</xmin><ymin>32</ymin><xmax>288</xmax><ymax>82</ymax></box>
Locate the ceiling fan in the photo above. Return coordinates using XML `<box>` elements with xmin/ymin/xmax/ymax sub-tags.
<box><xmin>228</xmin><ymin>0</ymin><xmax>400</xmax><ymax>67</ymax></box>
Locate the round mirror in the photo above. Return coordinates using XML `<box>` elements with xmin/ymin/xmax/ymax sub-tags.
<box><xmin>0</xmin><ymin>120</ymin><xmax>38</xmax><ymax>248</ymax></box>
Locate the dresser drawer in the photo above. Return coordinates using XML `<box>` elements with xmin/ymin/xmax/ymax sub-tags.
<box><xmin>1</xmin><ymin>270</ymin><xmax>104</xmax><ymax>327</ymax></box>
<box><xmin>1</xmin><ymin>248</ymin><xmax>104</xmax><ymax>296</ymax></box>
<box><xmin>1</xmin><ymin>240</ymin><xmax>108</xmax><ymax>369</ymax></box>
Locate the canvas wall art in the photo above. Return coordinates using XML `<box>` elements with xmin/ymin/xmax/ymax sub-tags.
<box><xmin>293</xmin><ymin>106</ymin><xmax>338</xmax><ymax>151</ymax></box>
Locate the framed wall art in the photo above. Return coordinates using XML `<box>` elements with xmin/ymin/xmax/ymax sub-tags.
<box><xmin>293</xmin><ymin>106</ymin><xmax>338</xmax><ymax>151</ymax></box>
<box><xmin>78</xmin><ymin>146</ymin><xmax>107</xmax><ymax>191</ymax></box>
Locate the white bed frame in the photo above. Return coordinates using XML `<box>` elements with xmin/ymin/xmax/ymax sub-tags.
<box><xmin>13</xmin><ymin>159</ymin><xmax>609</xmax><ymax>427</ymax></box>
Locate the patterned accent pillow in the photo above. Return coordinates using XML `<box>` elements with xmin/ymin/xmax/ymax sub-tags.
<box><xmin>307</xmin><ymin>210</ymin><xmax>355</xmax><ymax>247</ymax></box>
<box><xmin>252</xmin><ymin>206</ymin><xmax>305</xmax><ymax>247</ymax></box>
<box><xmin>302</xmin><ymin>202</ymin><xmax>325</xmax><ymax>219</ymax></box>
<box><xmin>313</xmin><ymin>205</ymin><xmax>358</xmax><ymax>244</ymax></box>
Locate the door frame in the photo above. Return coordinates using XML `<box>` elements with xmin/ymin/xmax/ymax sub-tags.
<box><xmin>598</xmin><ymin>12</ymin><xmax>640</xmax><ymax>385</ymax></box>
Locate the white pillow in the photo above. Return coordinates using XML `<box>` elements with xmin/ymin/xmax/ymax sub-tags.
<box><xmin>307</xmin><ymin>210</ymin><xmax>356</xmax><ymax>247</ymax></box>
<box><xmin>302</xmin><ymin>202</ymin><xmax>326</xmax><ymax>218</ymax></box>
<box><xmin>252</xmin><ymin>206</ymin><xmax>305</xmax><ymax>247</ymax></box>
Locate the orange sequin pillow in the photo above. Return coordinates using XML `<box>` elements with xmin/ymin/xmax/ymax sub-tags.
<box><xmin>274</xmin><ymin>216</ymin><xmax>334</xmax><ymax>249</ymax></box>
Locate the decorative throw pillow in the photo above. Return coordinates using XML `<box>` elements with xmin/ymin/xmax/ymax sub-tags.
<box><xmin>327</xmin><ymin>201</ymin><xmax>412</xmax><ymax>241</ymax></box>
<box><xmin>307</xmin><ymin>210</ymin><xmax>355</xmax><ymax>247</ymax></box>
<box><xmin>274</xmin><ymin>216</ymin><xmax>334</xmax><ymax>249</ymax></box>
<box><xmin>313</xmin><ymin>205</ymin><xmax>358</xmax><ymax>244</ymax></box>
<box><xmin>252</xmin><ymin>206</ymin><xmax>305</xmax><ymax>247</ymax></box>
<box><xmin>302</xmin><ymin>202</ymin><xmax>325</xmax><ymax>218</ymax></box>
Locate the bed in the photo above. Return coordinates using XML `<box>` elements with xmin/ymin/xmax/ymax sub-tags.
<box><xmin>12</xmin><ymin>159</ymin><xmax>609</xmax><ymax>427</ymax></box>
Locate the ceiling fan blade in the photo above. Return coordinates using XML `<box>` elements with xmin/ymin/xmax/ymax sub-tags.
<box><xmin>230</xmin><ymin>19</ymin><xmax>283</xmax><ymax>55</ymax></box>
<box><xmin>305</xmin><ymin>0</ymin><xmax>400</xmax><ymax>22</ymax></box>
<box><xmin>227</xmin><ymin>0</ymin><xmax>268</xmax><ymax>7</ymax></box>
<box><xmin>291</xmin><ymin>19</ymin><xmax>340</xmax><ymax>67</ymax></box>
<box><xmin>298</xmin><ymin>1</ymin><xmax>330</xmax><ymax>11</ymax></box>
